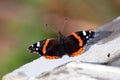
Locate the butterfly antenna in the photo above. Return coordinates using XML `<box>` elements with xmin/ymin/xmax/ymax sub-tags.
<box><xmin>60</xmin><ymin>17</ymin><xmax>68</xmax><ymax>34</ymax></box>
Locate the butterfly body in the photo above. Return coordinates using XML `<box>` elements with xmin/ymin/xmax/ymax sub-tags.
<box><xmin>28</xmin><ymin>31</ymin><xmax>95</xmax><ymax>59</ymax></box>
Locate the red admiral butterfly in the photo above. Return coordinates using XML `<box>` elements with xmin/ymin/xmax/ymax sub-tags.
<box><xmin>28</xmin><ymin>31</ymin><xmax>95</xmax><ymax>59</ymax></box>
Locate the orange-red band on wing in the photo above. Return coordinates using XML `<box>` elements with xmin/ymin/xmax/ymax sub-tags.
<box><xmin>44</xmin><ymin>56</ymin><xmax>59</xmax><ymax>59</ymax></box>
<box><xmin>42</xmin><ymin>39</ymin><xmax>51</xmax><ymax>54</ymax></box>
<box><xmin>72</xmin><ymin>33</ymin><xmax>83</xmax><ymax>46</ymax></box>
<box><xmin>71</xmin><ymin>48</ymin><xmax>84</xmax><ymax>57</ymax></box>
<box><xmin>71</xmin><ymin>32</ymin><xmax>84</xmax><ymax>57</ymax></box>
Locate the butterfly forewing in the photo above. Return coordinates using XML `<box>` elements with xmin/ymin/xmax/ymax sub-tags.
<box><xmin>44</xmin><ymin>39</ymin><xmax>65</xmax><ymax>58</ymax></box>
<box><xmin>65</xmin><ymin>34</ymin><xmax>81</xmax><ymax>56</ymax></box>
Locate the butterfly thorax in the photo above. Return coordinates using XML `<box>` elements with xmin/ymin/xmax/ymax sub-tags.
<box><xmin>57</xmin><ymin>32</ymin><xmax>67</xmax><ymax>55</ymax></box>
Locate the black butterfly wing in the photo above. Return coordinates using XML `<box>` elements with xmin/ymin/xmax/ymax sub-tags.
<box><xmin>29</xmin><ymin>38</ymin><xmax>65</xmax><ymax>59</ymax></box>
<box><xmin>65</xmin><ymin>33</ymin><xmax>84</xmax><ymax>57</ymax></box>
<box><xmin>65</xmin><ymin>31</ymin><xmax>95</xmax><ymax>57</ymax></box>
<box><xmin>28</xmin><ymin>40</ymin><xmax>46</xmax><ymax>55</ymax></box>
<box><xmin>44</xmin><ymin>39</ymin><xmax>65</xmax><ymax>59</ymax></box>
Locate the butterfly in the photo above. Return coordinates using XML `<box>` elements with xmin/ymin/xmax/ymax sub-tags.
<box><xmin>28</xmin><ymin>30</ymin><xmax>95</xmax><ymax>59</ymax></box>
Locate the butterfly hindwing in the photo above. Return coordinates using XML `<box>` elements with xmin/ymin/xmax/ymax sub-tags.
<box><xmin>44</xmin><ymin>39</ymin><xmax>65</xmax><ymax>59</ymax></box>
<box><xmin>65</xmin><ymin>31</ymin><xmax>95</xmax><ymax>57</ymax></box>
<box><xmin>65</xmin><ymin>32</ymin><xmax>84</xmax><ymax>57</ymax></box>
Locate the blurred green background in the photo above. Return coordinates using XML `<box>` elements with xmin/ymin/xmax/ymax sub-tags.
<box><xmin>0</xmin><ymin>0</ymin><xmax>120</xmax><ymax>79</ymax></box>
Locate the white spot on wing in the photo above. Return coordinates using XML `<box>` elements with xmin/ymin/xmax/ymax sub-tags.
<box><xmin>83</xmin><ymin>31</ymin><xmax>86</xmax><ymax>36</ymax></box>
<box><xmin>37</xmin><ymin>42</ymin><xmax>40</xmax><ymax>47</ymax></box>
<box><xmin>36</xmin><ymin>48</ymin><xmax>38</xmax><ymax>50</ymax></box>
<box><xmin>86</xmin><ymin>36</ymin><xmax>89</xmax><ymax>39</ymax></box>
